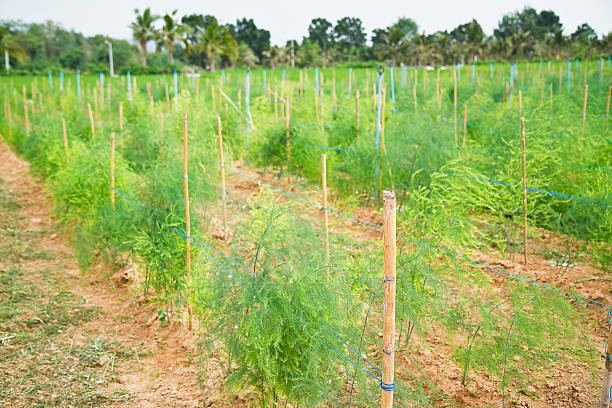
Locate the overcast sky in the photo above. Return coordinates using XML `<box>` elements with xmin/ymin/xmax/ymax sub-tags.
<box><xmin>1</xmin><ymin>0</ymin><xmax>610</xmax><ymax>46</ymax></box>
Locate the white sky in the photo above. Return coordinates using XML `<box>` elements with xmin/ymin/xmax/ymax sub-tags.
<box><xmin>0</xmin><ymin>0</ymin><xmax>610</xmax><ymax>46</ymax></box>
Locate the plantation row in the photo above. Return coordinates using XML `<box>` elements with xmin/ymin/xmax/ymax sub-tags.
<box><xmin>0</xmin><ymin>60</ymin><xmax>610</xmax><ymax>406</ymax></box>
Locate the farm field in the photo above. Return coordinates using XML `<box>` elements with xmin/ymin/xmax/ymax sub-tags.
<box><xmin>1</xmin><ymin>60</ymin><xmax>611</xmax><ymax>407</ymax></box>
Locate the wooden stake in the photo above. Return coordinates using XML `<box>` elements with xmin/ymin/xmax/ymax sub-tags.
<box><xmin>355</xmin><ymin>90</ymin><xmax>360</xmax><ymax>139</ymax></box>
<box><xmin>217</xmin><ymin>116</ymin><xmax>228</xmax><ymax>241</ymax></box>
<box><xmin>582</xmin><ymin>83</ymin><xmax>588</xmax><ymax>125</ymax></box>
<box><xmin>22</xmin><ymin>85</ymin><xmax>30</xmax><ymax>135</ymax></box>
<box><xmin>462</xmin><ymin>105</ymin><xmax>467</xmax><ymax>148</ymax></box>
<box><xmin>549</xmin><ymin>82</ymin><xmax>553</xmax><ymax>109</ymax></box>
<box><xmin>165</xmin><ymin>83</ymin><xmax>170</xmax><ymax>110</ymax></box>
<box><xmin>436</xmin><ymin>68</ymin><xmax>441</xmax><ymax>110</ymax></box>
<box><xmin>607</xmin><ymin>86</ymin><xmax>611</xmax><ymax>121</ymax></box>
<box><xmin>521</xmin><ymin>117</ymin><xmax>528</xmax><ymax>265</ymax></box>
<box><xmin>540</xmin><ymin>80</ymin><xmax>544</xmax><ymax>103</ymax></box>
<box><xmin>381</xmin><ymin>190</ymin><xmax>396</xmax><ymax>408</ymax></box>
<box><xmin>518</xmin><ymin>90</ymin><xmax>522</xmax><ymax>115</ymax></box>
<box><xmin>147</xmin><ymin>82</ymin><xmax>153</xmax><ymax>113</ymax></box>
<box><xmin>412</xmin><ymin>82</ymin><xmax>417</xmax><ymax>112</ymax></box>
<box><xmin>322</xmin><ymin>154</ymin><xmax>330</xmax><ymax>266</ymax></box>
<box><xmin>314</xmin><ymin>87</ymin><xmax>318</xmax><ymax>121</ymax></box>
<box><xmin>61</xmin><ymin>118</ymin><xmax>69</xmax><ymax>160</ymax></box>
<box><xmin>110</xmin><ymin>132</ymin><xmax>115</xmax><ymax>210</ymax></box>
<box><xmin>285</xmin><ymin>98</ymin><xmax>291</xmax><ymax>183</ymax></box>
<box><xmin>558</xmin><ymin>67</ymin><xmax>563</xmax><ymax>94</ymax></box>
<box><xmin>453</xmin><ymin>68</ymin><xmax>458</xmax><ymax>146</ymax></box>
<box><xmin>87</xmin><ymin>103</ymin><xmax>95</xmax><ymax>136</ymax></box>
<box><xmin>183</xmin><ymin>113</ymin><xmax>191</xmax><ymax>277</ymax></box>
<box><xmin>600</xmin><ymin>325</ymin><xmax>612</xmax><ymax>408</ymax></box>
<box><xmin>211</xmin><ymin>85</ymin><xmax>216</xmax><ymax>111</ymax></box>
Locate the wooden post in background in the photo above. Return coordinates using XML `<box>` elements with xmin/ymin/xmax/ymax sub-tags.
<box><xmin>22</xmin><ymin>85</ymin><xmax>30</xmax><ymax>135</ymax></box>
<box><xmin>600</xmin><ymin>323</ymin><xmax>612</xmax><ymax>408</ymax></box>
<box><xmin>582</xmin><ymin>84</ymin><xmax>588</xmax><ymax>125</ymax></box>
<box><xmin>518</xmin><ymin>90</ymin><xmax>522</xmax><ymax>115</ymax></box>
<box><xmin>285</xmin><ymin>97</ymin><xmax>291</xmax><ymax>183</ymax></box>
<box><xmin>61</xmin><ymin>118</ymin><xmax>69</xmax><ymax>160</ymax></box>
<box><xmin>183</xmin><ymin>113</ymin><xmax>191</xmax><ymax>278</ymax></box>
<box><xmin>322</xmin><ymin>154</ymin><xmax>330</xmax><ymax>266</ymax></box>
<box><xmin>110</xmin><ymin>132</ymin><xmax>115</xmax><ymax>210</ymax></box>
<box><xmin>549</xmin><ymin>82</ymin><xmax>553</xmax><ymax>109</ymax></box>
<box><xmin>217</xmin><ymin>116</ymin><xmax>228</xmax><ymax>242</ymax></box>
<box><xmin>381</xmin><ymin>190</ymin><xmax>396</xmax><ymax>408</ymax></box>
<box><xmin>607</xmin><ymin>86</ymin><xmax>611</xmax><ymax>121</ymax></box>
<box><xmin>147</xmin><ymin>82</ymin><xmax>153</xmax><ymax>113</ymax></box>
<box><xmin>521</xmin><ymin>117</ymin><xmax>528</xmax><ymax>265</ymax></box>
<box><xmin>118</xmin><ymin>102</ymin><xmax>123</xmax><ymax>149</ymax></box>
<box><xmin>462</xmin><ymin>105</ymin><xmax>467</xmax><ymax>148</ymax></box>
<box><xmin>355</xmin><ymin>90</ymin><xmax>360</xmax><ymax>139</ymax></box>
<box><xmin>87</xmin><ymin>103</ymin><xmax>95</xmax><ymax>136</ymax></box>
<box><xmin>183</xmin><ymin>112</ymin><xmax>192</xmax><ymax>330</ymax></box>
<box><xmin>453</xmin><ymin>68</ymin><xmax>458</xmax><ymax>146</ymax></box>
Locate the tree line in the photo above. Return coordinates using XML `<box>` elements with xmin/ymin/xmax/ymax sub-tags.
<box><xmin>1</xmin><ymin>6</ymin><xmax>611</xmax><ymax>74</ymax></box>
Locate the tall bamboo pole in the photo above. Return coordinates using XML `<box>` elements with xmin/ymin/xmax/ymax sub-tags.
<box><xmin>183</xmin><ymin>113</ymin><xmax>191</xmax><ymax>278</ymax></box>
<box><xmin>217</xmin><ymin>116</ymin><xmax>228</xmax><ymax>241</ymax></box>
<box><xmin>22</xmin><ymin>85</ymin><xmax>29</xmax><ymax>135</ymax></box>
<box><xmin>110</xmin><ymin>132</ymin><xmax>115</xmax><ymax>210</ymax></box>
<box><xmin>381</xmin><ymin>190</ymin><xmax>396</xmax><ymax>408</ymax></box>
<box><xmin>355</xmin><ymin>90</ymin><xmax>360</xmax><ymax>139</ymax></box>
<box><xmin>285</xmin><ymin>97</ymin><xmax>291</xmax><ymax>183</ymax></box>
<box><xmin>87</xmin><ymin>103</ymin><xmax>95</xmax><ymax>136</ymax></box>
<box><xmin>521</xmin><ymin>117</ymin><xmax>528</xmax><ymax>265</ymax></box>
<box><xmin>462</xmin><ymin>105</ymin><xmax>467</xmax><ymax>148</ymax></box>
<box><xmin>582</xmin><ymin>83</ymin><xmax>589</xmax><ymax>125</ymax></box>
<box><xmin>453</xmin><ymin>68</ymin><xmax>458</xmax><ymax>146</ymax></box>
<box><xmin>322</xmin><ymin>154</ymin><xmax>330</xmax><ymax>266</ymax></box>
<box><xmin>607</xmin><ymin>86</ymin><xmax>611</xmax><ymax>121</ymax></box>
<box><xmin>61</xmin><ymin>118</ymin><xmax>69</xmax><ymax>160</ymax></box>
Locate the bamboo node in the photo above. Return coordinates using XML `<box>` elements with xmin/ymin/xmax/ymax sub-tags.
<box><xmin>382</xmin><ymin>346</ymin><xmax>394</xmax><ymax>355</ymax></box>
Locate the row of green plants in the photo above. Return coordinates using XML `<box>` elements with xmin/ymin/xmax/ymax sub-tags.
<box><xmin>0</xmin><ymin>62</ymin><xmax>603</xmax><ymax>406</ymax></box>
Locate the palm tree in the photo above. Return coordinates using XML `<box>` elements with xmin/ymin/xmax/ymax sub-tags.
<box><xmin>130</xmin><ymin>8</ymin><xmax>159</xmax><ymax>66</ymax></box>
<box><xmin>193</xmin><ymin>21</ymin><xmax>237</xmax><ymax>71</ymax></box>
<box><xmin>375</xmin><ymin>25</ymin><xmax>410</xmax><ymax>66</ymax></box>
<box><xmin>262</xmin><ymin>46</ymin><xmax>281</xmax><ymax>68</ymax></box>
<box><xmin>238</xmin><ymin>43</ymin><xmax>258</xmax><ymax>68</ymax></box>
<box><xmin>0</xmin><ymin>28</ymin><xmax>26</xmax><ymax>71</ymax></box>
<box><xmin>156</xmin><ymin>10</ymin><xmax>188</xmax><ymax>65</ymax></box>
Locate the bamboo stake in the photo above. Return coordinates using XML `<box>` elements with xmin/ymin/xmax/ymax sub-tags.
<box><xmin>540</xmin><ymin>80</ymin><xmax>544</xmax><ymax>103</ymax></box>
<box><xmin>549</xmin><ymin>82</ymin><xmax>553</xmax><ymax>109</ymax></box>
<box><xmin>299</xmin><ymin>70</ymin><xmax>303</xmax><ymax>97</ymax></box>
<box><xmin>87</xmin><ymin>103</ymin><xmax>95</xmax><ymax>136</ymax></box>
<box><xmin>237</xmin><ymin>89</ymin><xmax>241</xmax><ymax>109</ymax></box>
<box><xmin>274</xmin><ymin>87</ymin><xmax>278</xmax><ymax>119</ymax></box>
<box><xmin>165</xmin><ymin>83</ymin><xmax>170</xmax><ymax>110</ymax></box>
<box><xmin>453</xmin><ymin>68</ymin><xmax>458</xmax><ymax>146</ymax></box>
<box><xmin>110</xmin><ymin>132</ymin><xmax>115</xmax><ymax>210</ymax></box>
<box><xmin>314</xmin><ymin>87</ymin><xmax>318</xmax><ymax>121</ymax></box>
<box><xmin>147</xmin><ymin>83</ymin><xmax>153</xmax><ymax>113</ymax></box>
<box><xmin>600</xmin><ymin>325</ymin><xmax>612</xmax><ymax>408</ymax></box>
<box><xmin>217</xmin><ymin>116</ymin><xmax>228</xmax><ymax>241</ymax></box>
<box><xmin>412</xmin><ymin>82</ymin><xmax>417</xmax><ymax>112</ymax></box>
<box><xmin>582</xmin><ymin>83</ymin><xmax>588</xmax><ymax>125</ymax></box>
<box><xmin>558</xmin><ymin>67</ymin><xmax>563</xmax><ymax>94</ymax></box>
<box><xmin>183</xmin><ymin>113</ymin><xmax>191</xmax><ymax>277</ymax></box>
<box><xmin>521</xmin><ymin>117</ymin><xmax>528</xmax><ymax>265</ymax></box>
<box><xmin>286</xmin><ymin>98</ymin><xmax>291</xmax><ymax>183</ymax></box>
<box><xmin>211</xmin><ymin>85</ymin><xmax>216</xmax><ymax>111</ymax></box>
<box><xmin>22</xmin><ymin>85</ymin><xmax>29</xmax><ymax>135</ymax></box>
<box><xmin>462</xmin><ymin>105</ymin><xmax>467</xmax><ymax>148</ymax></box>
<box><xmin>518</xmin><ymin>90</ymin><xmax>522</xmax><ymax>115</ymax></box>
<box><xmin>183</xmin><ymin>113</ymin><xmax>192</xmax><ymax>330</ymax></box>
<box><xmin>436</xmin><ymin>68</ymin><xmax>441</xmax><ymax>110</ymax></box>
<box><xmin>381</xmin><ymin>190</ymin><xmax>396</xmax><ymax>408</ymax></box>
<box><xmin>160</xmin><ymin>113</ymin><xmax>164</xmax><ymax>136</ymax></box>
<box><xmin>94</xmin><ymin>88</ymin><xmax>98</xmax><ymax>118</ymax></box>
<box><xmin>607</xmin><ymin>86</ymin><xmax>611</xmax><ymax>121</ymax></box>
<box><xmin>355</xmin><ymin>90</ymin><xmax>360</xmax><ymax>139</ymax></box>
<box><xmin>61</xmin><ymin>118</ymin><xmax>69</xmax><ymax>160</ymax></box>
<box><xmin>225</xmin><ymin>103</ymin><xmax>228</xmax><ymax>124</ymax></box>
<box><xmin>322</xmin><ymin>154</ymin><xmax>330</xmax><ymax>266</ymax></box>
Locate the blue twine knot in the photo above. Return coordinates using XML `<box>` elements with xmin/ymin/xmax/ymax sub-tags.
<box><xmin>380</xmin><ymin>380</ymin><xmax>395</xmax><ymax>391</ymax></box>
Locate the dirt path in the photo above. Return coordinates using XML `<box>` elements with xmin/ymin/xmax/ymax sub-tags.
<box><xmin>0</xmin><ymin>140</ymin><xmax>205</xmax><ymax>407</ymax></box>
